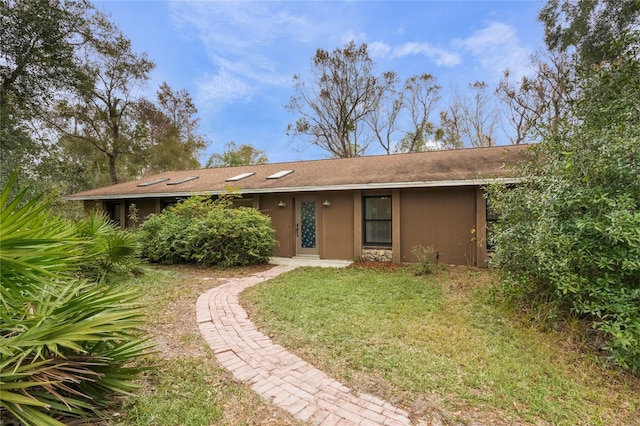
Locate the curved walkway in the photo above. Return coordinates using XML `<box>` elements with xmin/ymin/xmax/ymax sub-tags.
<box><xmin>196</xmin><ymin>264</ymin><xmax>411</xmax><ymax>425</ymax></box>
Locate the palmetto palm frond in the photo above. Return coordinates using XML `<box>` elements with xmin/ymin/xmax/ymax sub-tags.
<box><xmin>0</xmin><ymin>174</ymin><xmax>152</xmax><ymax>425</ymax></box>
<box><xmin>0</xmin><ymin>175</ymin><xmax>87</xmax><ymax>287</ymax></box>
<box><xmin>77</xmin><ymin>210</ymin><xmax>141</xmax><ymax>276</ymax></box>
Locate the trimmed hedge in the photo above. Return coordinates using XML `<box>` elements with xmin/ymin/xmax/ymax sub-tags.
<box><xmin>138</xmin><ymin>195</ymin><xmax>276</xmax><ymax>267</ymax></box>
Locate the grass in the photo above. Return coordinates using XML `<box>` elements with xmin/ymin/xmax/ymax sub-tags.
<box><xmin>103</xmin><ymin>263</ymin><xmax>640</xmax><ymax>425</ymax></box>
<box><xmin>107</xmin><ymin>265</ymin><xmax>298</xmax><ymax>426</ymax></box>
<box><xmin>114</xmin><ymin>355</ymin><xmax>224</xmax><ymax>425</ymax></box>
<box><xmin>242</xmin><ymin>265</ymin><xmax>640</xmax><ymax>425</ymax></box>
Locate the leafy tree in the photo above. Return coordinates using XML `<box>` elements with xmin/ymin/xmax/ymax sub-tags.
<box><xmin>434</xmin><ymin>105</ymin><xmax>464</xmax><ymax>150</ymax></box>
<box><xmin>206</xmin><ymin>141</ymin><xmax>268</xmax><ymax>167</ymax></box>
<box><xmin>0</xmin><ymin>0</ymin><xmax>96</xmax><ymax>190</ymax></box>
<box><xmin>137</xmin><ymin>82</ymin><xmax>208</xmax><ymax>175</ymax></box>
<box><xmin>365</xmin><ymin>72</ymin><xmax>401</xmax><ymax>154</ymax></box>
<box><xmin>489</xmin><ymin>1</ymin><xmax>640</xmax><ymax>373</ymax></box>
<box><xmin>0</xmin><ymin>0</ymin><xmax>92</xmax><ymax>123</ymax></box>
<box><xmin>1</xmin><ymin>1</ymin><xmax>208</xmax><ymax>194</ymax></box>
<box><xmin>286</xmin><ymin>41</ymin><xmax>395</xmax><ymax>157</ymax></box>
<box><xmin>496</xmin><ymin>49</ymin><xmax>574</xmax><ymax>144</ymax></box>
<box><xmin>369</xmin><ymin>73</ymin><xmax>442</xmax><ymax>154</ymax></box>
<box><xmin>394</xmin><ymin>74</ymin><xmax>442</xmax><ymax>152</ymax></box>
<box><xmin>539</xmin><ymin>0</ymin><xmax>640</xmax><ymax>66</ymax></box>
<box><xmin>54</xmin><ymin>31</ymin><xmax>155</xmax><ymax>185</ymax></box>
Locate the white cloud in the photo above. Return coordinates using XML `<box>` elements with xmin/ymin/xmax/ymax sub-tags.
<box><xmin>172</xmin><ymin>2</ymin><xmax>309</xmax><ymax>50</ymax></box>
<box><xmin>392</xmin><ymin>42</ymin><xmax>461</xmax><ymax>67</ymax></box>
<box><xmin>368</xmin><ymin>41</ymin><xmax>392</xmax><ymax>58</ymax></box>
<box><xmin>210</xmin><ymin>54</ymin><xmax>289</xmax><ymax>87</ymax></box>
<box><xmin>196</xmin><ymin>71</ymin><xmax>253</xmax><ymax>111</ymax></box>
<box><xmin>341</xmin><ymin>29</ymin><xmax>368</xmax><ymax>45</ymax></box>
<box><xmin>457</xmin><ymin>22</ymin><xmax>531</xmax><ymax>80</ymax></box>
<box><xmin>169</xmin><ymin>4</ymin><xmax>533</xmax><ymax>112</ymax></box>
<box><xmin>170</xmin><ymin>2</ymin><xmax>310</xmax><ymax>107</ymax></box>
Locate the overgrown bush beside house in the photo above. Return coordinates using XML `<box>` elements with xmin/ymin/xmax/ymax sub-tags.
<box><xmin>0</xmin><ymin>175</ymin><xmax>150</xmax><ymax>425</ymax></box>
<box><xmin>488</xmin><ymin>46</ymin><xmax>640</xmax><ymax>374</ymax></box>
<box><xmin>138</xmin><ymin>194</ymin><xmax>276</xmax><ymax>267</ymax></box>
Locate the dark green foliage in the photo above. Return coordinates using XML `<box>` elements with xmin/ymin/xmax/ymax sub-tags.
<box><xmin>0</xmin><ymin>175</ymin><xmax>151</xmax><ymax>425</ymax></box>
<box><xmin>0</xmin><ymin>0</ymin><xmax>96</xmax><ymax>193</ymax></box>
<box><xmin>0</xmin><ymin>0</ymin><xmax>90</xmax><ymax>115</ymax></box>
<box><xmin>488</xmin><ymin>42</ymin><xmax>640</xmax><ymax>373</ymax></box>
<box><xmin>539</xmin><ymin>0</ymin><xmax>640</xmax><ymax>66</ymax></box>
<box><xmin>138</xmin><ymin>195</ymin><xmax>276</xmax><ymax>267</ymax></box>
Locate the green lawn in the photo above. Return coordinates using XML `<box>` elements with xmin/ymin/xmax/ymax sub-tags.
<box><xmin>110</xmin><ymin>266</ymin><xmax>298</xmax><ymax>426</ymax></box>
<box><xmin>241</xmin><ymin>265</ymin><xmax>640</xmax><ymax>425</ymax></box>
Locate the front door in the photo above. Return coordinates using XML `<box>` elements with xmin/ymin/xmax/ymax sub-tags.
<box><xmin>296</xmin><ymin>197</ymin><xmax>319</xmax><ymax>256</ymax></box>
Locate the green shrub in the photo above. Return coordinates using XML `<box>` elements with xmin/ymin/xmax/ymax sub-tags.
<box><xmin>489</xmin><ymin>141</ymin><xmax>640</xmax><ymax>374</ymax></box>
<box><xmin>0</xmin><ymin>174</ymin><xmax>151</xmax><ymax>425</ymax></box>
<box><xmin>138</xmin><ymin>194</ymin><xmax>276</xmax><ymax>267</ymax></box>
<box><xmin>487</xmin><ymin>50</ymin><xmax>640</xmax><ymax>373</ymax></box>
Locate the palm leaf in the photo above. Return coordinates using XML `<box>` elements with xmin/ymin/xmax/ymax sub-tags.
<box><xmin>1</xmin><ymin>174</ymin><xmax>153</xmax><ymax>424</ymax></box>
<box><xmin>1</xmin><ymin>175</ymin><xmax>87</xmax><ymax>285</ymax></box>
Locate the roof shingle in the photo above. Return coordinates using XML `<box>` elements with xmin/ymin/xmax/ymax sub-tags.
<box><xmin>64</xmin><ymin>145</ymin><xmax>530</xmax><ymax>200</ymax></box>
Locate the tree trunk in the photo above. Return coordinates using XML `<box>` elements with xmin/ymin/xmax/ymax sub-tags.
<box><xmin>109</xmin><ymin>153</ymin><xmax>118</xmax><ymax>184</ymax></box>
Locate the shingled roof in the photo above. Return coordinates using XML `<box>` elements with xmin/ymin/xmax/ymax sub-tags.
<box><xmin>64</xmin><ymin>145</ymin><xmax>530</xmax><ymax>201</ymax></box>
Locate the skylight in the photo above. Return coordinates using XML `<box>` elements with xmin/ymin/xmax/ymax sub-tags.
<box><xmin>167</xmin><ymin>176</ymin><xmax>199</xmax><ymax>185</ymax></box>
<box><xmin>266</xmin><ymin>170</ymin><xmax>294</xmax><ymax>179</ymax></box>
<box><xmin>137</xmin><ymin>178</ymin><xmax>170</xmax><ymax>187</ymax></box>
<box><xmin>225</xmin><ymin>172</ymin><xmax>255</xmax><ymax>182</ymax></box>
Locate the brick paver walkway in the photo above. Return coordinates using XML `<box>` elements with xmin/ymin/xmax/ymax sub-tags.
<box><xmin>196</xmin><ymin>265</ymin><xmax>412</xmax><ymax>425</ymax></box>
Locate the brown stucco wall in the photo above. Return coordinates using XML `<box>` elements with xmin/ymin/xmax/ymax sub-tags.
<box><xmin>259</xmin><ymin>194</ymin><xmax>294</xmax><ymax>257</ymax></box>
<box><xmin>319</xmin><ymin>191</ymin><xmax>354</xmax><ymax>260</ymax></box>
<box><xmin>259</xmin><ymin>191</ymin><xmax>354</xmax><ymax>260</ymax></box>
<box><xmin>399</xmin><ymin>187</ymin><xmax>478</xmax><ymax>266</ymax></box>
<box><xmin>82</xmin><ymin>186</ymin><xmax>489</xmax><ymax>266</ymax></box>
<box><xmin>125</xmin><ymin>199</ymin><xmax>159</xmax><ymax>228</ymax></box>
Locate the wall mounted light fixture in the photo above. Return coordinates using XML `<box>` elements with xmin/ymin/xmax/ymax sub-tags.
<box><xmin>323</xmin><ymin>199</ymin><xmax>331</xmax><ymax>207</ymax></box>
<box><xmin>278</xmin><ymin>200</ymin><xmax>286</xmax><ymax>207</ymax></box>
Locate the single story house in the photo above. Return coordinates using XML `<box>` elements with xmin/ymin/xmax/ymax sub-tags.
<box><xmin>64</xmin><ymin>145</ymin><xmax>529</xmax><ymax>266</ymax></box>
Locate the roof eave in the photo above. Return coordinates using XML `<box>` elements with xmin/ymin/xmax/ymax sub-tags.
<box><xmin>62</xmin><ymin>177</ymin><xmax>522</xmax><ymax>201</ymax></box>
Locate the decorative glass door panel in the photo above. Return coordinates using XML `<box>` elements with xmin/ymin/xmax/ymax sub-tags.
<box><xmin>296</xmin><ymin>197</ymin><xmax>319</xmax><ymax>256</ymax></box>
<box><xmin>300</xmin><ymin>200</ymin><xmax>316</xmax><ymax>248</ymax></box>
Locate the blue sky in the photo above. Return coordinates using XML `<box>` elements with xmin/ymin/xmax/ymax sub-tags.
<box><xmin>94</xmin><ymin>0</ymin><xmax>546</xmax><ymax>164</ymax></box>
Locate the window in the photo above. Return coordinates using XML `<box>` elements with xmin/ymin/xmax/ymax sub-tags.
<box><xmin>363</xmin><ymin>196</ymin><xmax>392</xmax><ymax>246</ymax></box>
<box><xmin>266</xmin><ymin>170</ymin><xmax>293</xmax><ymax>179</ymax></box>
<box><xmin>166</xmin><ymin>176</ymin><xmax>198</xmax><ymax>185</ymax></box>
<box><xmin>106</xmin><ymin>202</ymin><xmax>121</xmax><ymax>227</ymax></box>
<box><xmin>225</xmin><ymin>172</ymin><xmax>254</xmax><ymax>182</ymax></box>
<box><xmin>232</xmin><ymin>197</ymin><xmax>253</xmax><ymax>208</ymax></box>
<box><xmin>137</xmin><ymin>177</ymin><xmax>169</xmax><ymax>187</ymax></box>
<box><xmin>486</xmin><ymin>197</ymin><xmax>499</xmax><ymax>251</ymax></box>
